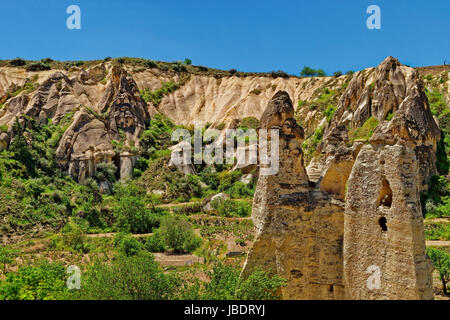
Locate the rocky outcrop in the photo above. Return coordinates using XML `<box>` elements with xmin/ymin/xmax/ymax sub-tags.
<box><xmin>244</xmin><ymin>57</ymin><xmax>437</xmax><ymax>300</ymax></box>
<box><xmin>343</xmin><ymin>143</ymin><xmax>434</xmax><ymax>299</ymax></box>
<box><xmin>326</xmin><ymin>56</ymin><xmax>441</xmax><ymax>191</ymax></box>
<box><xmin>243</xmin><ymin>91</ymin><xmax>347</xmax><ymax>299</ymax></box>
<box><xmin>342</xmin><ymin>58</ymin><xmax>438</xmax><ymax>299</ymax></box>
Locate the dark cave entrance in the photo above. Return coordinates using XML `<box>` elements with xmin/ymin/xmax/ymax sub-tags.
<box><xmin>378</xmin><ymin>217</ymin><xmax>388</xmax><ymax>232</ymax></box>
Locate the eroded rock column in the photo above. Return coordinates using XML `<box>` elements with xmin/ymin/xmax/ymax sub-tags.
<box><xmin>243</xmin><ymin>91</ymin><xmax>346</xmax><ymax>299</ymax></box>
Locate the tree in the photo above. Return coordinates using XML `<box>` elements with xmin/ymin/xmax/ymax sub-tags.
<box><xmin>427</xmin><ymin>247</ymin><xmax>450</xmax><ymax>295</ymax></box>
<box><xmin>93</xmin><ymin>162</ymin><xmax>117</xmax><ymax>185</ymax></box>
<box><xmin>184</xmin><ymin>58</ymin><xmax>192</xmax><ymax>65</ymax></box>
<box><xmin>316</xmin><ymin>69</ymin><xmax>326</xmax><ymax>77</ymax></box>
<box><xmin>112</xmin><ymin>183</ymin><xmax>161</xmax><ymax>233</ymax></box>
<box><xmin>300</xmin><ymin>66</ymin><xmax>316</xmax><ymax>77</ymax></box>
<box><xmin>75</xmin><ymin>252</ymin><xmax>182</xmax><ymax>300</ymax></box>
<box><xmin>202</xmin><ymin>263</ymin><xmax>286</xmax><ymax>300</ymax></box>
<box><xmin>157</xmin><ymin>215</ymin><xmax>201</xmax><ymax>253</ymax></box>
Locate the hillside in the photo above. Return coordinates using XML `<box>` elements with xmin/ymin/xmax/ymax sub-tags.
<box><xmin>0</xmin><ymin>56</ymin><xmax>448</xmax><ymax>300</ymax></box>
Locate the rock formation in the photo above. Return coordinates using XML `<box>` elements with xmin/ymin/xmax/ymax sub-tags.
<box><xmin>243</xmin><ymin>57</ymin><xmax>438</xmax><ymax>300</ymax></box>
<box><xmin>342</xmin><ymin>57</ymin><xmax>439</xmax><ymax>300</ymax></box>
<box><xmin>243</xmin><ymin>91</ymin><xmax>347</xmax><ymax>299</ymax></box>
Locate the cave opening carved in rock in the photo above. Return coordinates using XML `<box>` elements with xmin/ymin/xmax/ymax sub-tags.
<box><xmin>377</xmin><ymin>177</ymin><xmax>392</xmax><ymax>207</ymax></box>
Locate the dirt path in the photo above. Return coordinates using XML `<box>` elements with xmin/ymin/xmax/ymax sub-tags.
<box><xmin>86</xmin><ymin>232</ymin><xmax>153</xmax><ymax>238</ymax></box>
<box><xmin>155</xmin><ymin>202</ymin><xmax>196</xmax><ymax>208</ymax></box>
<box><xmin>426</xmin><ymin>240</ymin><xmax>450</xmax><ymax>247</ymax></box>
<box><xmin>424</xmin><ymin>218</ymin><xmax>450</xmax><ymax>224</ymax></box>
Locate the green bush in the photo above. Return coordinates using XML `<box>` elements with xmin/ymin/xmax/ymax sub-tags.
<box><xmin>324</xmin><ymin>105</ymin><xmax>336</xmax><ymax>122</ymax></box>
<box><xmin>424</xmin><ymin>223</ymin><xmax>450</xmax><ymax>241</ymax></box>
<box><xmin>74</xmin><ymin>252</ymin><xmax>182</xmax><ymax>300</ymax></box>
<box><xmin>10</xmin><ymin>58</ymin><xmax>26</xmax><ymax>67</ymax></box>
<box><xmin>300</xmin><ymin>66</ymin><xmax>326</xmax><ymax>77</ymax></box>
<box><xmin>239</xmin><ymin>117</ymin><xmax>259</xmax><ymax>130</ymax></box>
<box><xmin>270</xmin><ymin>70</ymin><xmax>289</xmax><ymax>78</ymax></box>
<box><xmin>211</xmin><ymin>198</ymin><xmax>252</xmax><ymax>217</ymax></box>
<box><xmin>0</xmin><ymin>262</ymin><xmax>67</xmax><ymax>300</ymax></box>
<box><xmin>201</xmin><ymin>263</ymin><xmax>286</xmax><ymax>300</ymax></box>
<box><xmin>144</xmin><ymin>233</ymin><xmax>166</xmax><ymax>252</ymax></box>
<box><xmin>26</xmin><ymin>62</ymin><xmax>51</xmax><ymax>72</ymax></box>
<box><xmin>157</xmin><ymin>215</ymin><xmax>202</xmax><ymax>253</ymax></box>
<box><xmin>114</xmin><ymin>233</ymin><xmax>143</xmax><ymax>256</ymax></box>
<box><xmin>112</xmin><ymin>183</ymin><xmax>162</xmax><ymax>233</ymax></box>
<box><xmin>427</xmin><ymin>247</ymin><xmax>449</xmax><ymax>295</ymax></box>
<box><xmin>0</xmin><ymin>246</ymin><xmax>19</xmax><ymax>274</ymax></box>
<box><xmin>421</xmin><ymin>175</ymin><xmax>450</xmax><ymax>218</ymax></box>
<box><xmin>61</xmin><ymin>221</ymin><xmax>88</xmax><ymax>253</ymax></box>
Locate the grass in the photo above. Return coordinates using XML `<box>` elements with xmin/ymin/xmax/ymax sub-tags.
<box><xmin>348</xmin><ymin>116</ymin><xmax>379</xmax><ymax>143</ymax></box>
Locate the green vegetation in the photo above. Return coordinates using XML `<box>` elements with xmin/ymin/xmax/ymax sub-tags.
<box><xmin>140</xmin><ymin>81</ymin><xmax>181</xmax><ymax>106</ymax></box>
<box><xmin>423</xmin><ymin>85</ymin><xmax>449</xmax><ymax>219</ymax></box>
<box><xmin>0</xmin><ymin>261</ymin><xmax>67</xmax><ymax>300</ymax></box>
<box><xmin>427</xmin><ymin>247</ymin><xmax>449</xmax><ymax>295</ymax></box>
<box><xmin>270</xmin><ymin>70</ymin><xmax>289</xmax><ymax>78</ymax></box>
<box><xmin>156</xmin><ymin>215</ymin><xmax>202</xmax><ymax>253</ymax></box>
<box><xmin>302</xmin><ymin>125</ymin><xmax>325</xmax><ymax>162</ymax></box>
<box><xmin>421</xmin><ymin>175</ymin><xmax>450</xmax><ymax>218</ymax></box>
<box><xmin>71</xmin><ymin>252</ymin><xmax>182</xmax><ymax>300</ymax></box>
<box><xmin>199</xmin><ymin>263</ymin><xmax>286</xmax><ymax>300</ymax></box>
<box><xmin>424</xmin><ymin>222</ymin><xmax>450</xmax><ymax>241</ymax></box>
<box><xmin>348</xmin><ymin>116</ymin><xmax>379</xmax><ymax>143</ymax></box>
<box><xmin>300</xmin><ymin>66</ymin><xmax>326</xmax><ymax>77</ymax></box>
<box><xmin>324</xmin><ymin>105</ymin><xmax>337</xmax><ymax>122</ymax></box>
<box><xmin>211</xmin><ymin>198</ymin><xmax>252</xmax><ymax>218</ymax></box>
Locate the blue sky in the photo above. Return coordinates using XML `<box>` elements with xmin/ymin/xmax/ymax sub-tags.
<box><xmin>1</xmin><ymin>0</ymin><xmax>449</xmax><ymax>75</ymax></box>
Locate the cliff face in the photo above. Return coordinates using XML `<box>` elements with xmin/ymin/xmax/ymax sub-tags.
<box><xmin>0</xmin><ymin>61</ymin><xmax>341</xmax><ymax>181</ymax></box>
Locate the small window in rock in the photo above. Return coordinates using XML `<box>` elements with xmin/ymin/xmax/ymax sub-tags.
<box><xmin>378</xmin><ymin>178</ymin><xmax>392</xmax><ymax>207</ymax></box>
<box><xmin>328</xmin><ymin>284</ymin><xmax>334</xmax><ymax>292</ymax></box>
<box><xmin>379</xmin><ymin>217</ymin><xmax>388</xmax><ymax>232</ymax></box>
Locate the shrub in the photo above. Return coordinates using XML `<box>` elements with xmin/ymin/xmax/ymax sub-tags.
<box><xmin>201</xmin><ymin>263</ymin><xmax>286</xmax><ymax>300</ymax></box>
<box><xmin>75</xmin><ymin>252</ymin><xmax>182</xmax><ymax>300</ymax></box>
<box><xmin>211</xmin><ymin>198</ymin><xmax>252</xmax><ymax>217</ymax></box>
<box><xmin>93</xmin><ymin>162</ymin><xmax>117</xmax><ymax>185</ymax></box>
<box><xmin>300</xmin><ymin>66</ymin><xmax>316</xmax><ymax>77</ymax></box>
<box><xmin>324</xmin><ymin>105</ymin><xmax>337</xmax><ymax>122</ymax></box>
<box><xmin>26</xmin><ymin>62</ymin><xmax>51</xmax><ymax>72</ymax></box>
<box><xmin>333</xmin><ymin>71</ymin><xmax>343</xmax><ymax>77</ymax></box>
<box><xmin>144</xmin><ymin>233</ymin><xmax>166</xmax><ymax>252</ymax></box>
<box><xmin>157</xmin><ymin>215</ymin><xmax>202</xmax><ymax>253</ymax></box>
<box><xmin>239</xmin><ymin>117</ymin><xmax>259</xmax><ymax>130</ymax></box>
<box><xmin>61</xmin><ymin>221</ymin><xmax>88</xmax><ymax>253</ymax></box>
<box><xmin>140</xmin><ymin>81</ymin><xmax>180</xmax><ymax>106</ymax></box>
<box><xmin>270</xmin><ymin>70</ymin><xmax>289</xmax><ymax>78</ymax></box>
<box><xmin>0</xmin><ymin>246</ymin><xmax>19</xmax><ymax>274</ymax></box>
<box><xmin>10</xmin><ymin>58</ymin><xmax>26</xmax><ymax>67</ymax></box>
<box><xmin>427</xmin><ymin>247</ymin><xmax>449</xmax><ymax>295</ymax></box>
<box><xmin>300</xmin><ymin>66</ymin><xmax>326</xmax><ymax>77</ymax></box>
<box><xmin>114</xmin><ymin>233</ymin><xmax>143</xmax><ymax>257</ymax></box>
<box><xmin>0</xmin><ymin>262</ymin><xmax>67</xmax><ymax>300</ymax></box>
<box><xmin>41</xmin><ymin>58</ymin><xmax>53</xmax><ymax>64</ymax></box>
<box><xmin>184</xmin><ymin>58</ymin><xmax>192</xmax><ymax>65</ymax></box>
<box><xmin>112</xmin><ymin>184</ymin><xmax>161</xmax><ymax>233</ymax></box>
